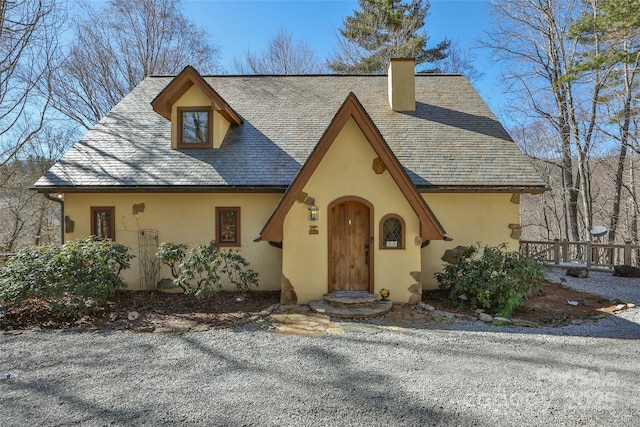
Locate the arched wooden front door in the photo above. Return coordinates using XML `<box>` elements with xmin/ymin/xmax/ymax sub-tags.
<box><xmin>328</xmin><ymin>197</ymin><xmax>373</xmax><ymax>293</ymax></box>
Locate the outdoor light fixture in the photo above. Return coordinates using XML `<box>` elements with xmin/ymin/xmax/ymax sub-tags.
<box><xmin>308</xmin><ymin>199</ymin><xmax>319</xmax><ymax>221</ymax></box>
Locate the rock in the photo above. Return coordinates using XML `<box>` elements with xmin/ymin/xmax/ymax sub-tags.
<box><xmin>614</xmin><ymin>297</ymin><xmax>631</xmax><ymax>305</ymax></box>
<box><xmin>590</xmin><ymin>313</ymin><xmax>609</xmax><ymax>320</ymax></box>
<box><xmin>133</xmin><ymin>326</ymin><xmax>155</xmax><ymax>333</ymax></box>
<box><xmin>408</xmin><ymin>282</ymin><xmax>422</xmax><ymax>294</ymax></box>
<box><xmin>566</xmin><ymin>267</ymin><xmax>589</xmax><ymax>278</ymax></box>
<box><xmin>614</xmin><ymin>304</ymin><xmax>627</xmax><ymax>311</ymax></box>
<box><xmin>190</xmin><ymin>324</ymin><xmax>210</xmax><ymax>332</ymax></box>
<box><xmin>408</xmin><ymin>294</ymin><xmax>421</xmax><ymax>305</ymax></box>
<box><xmin>415</xmin><ymin>302</ymin><xmax>435</xmax><ymax>312</ymax></box>
<box><xmin>478</xmin><ymin>312</ymin><xmax>493</xmax><ymax>323</ymax></box>
<box><xmin>613</xmin><ymin>265</ymin><xmax>640</xmax><ymax>277</ymax></box>
<box><xmin>409</xmin><ymin>271</ymin><xmax>422</xmax><ymax>282</ymax></box>
<box><xmin>433</xmin><ymin>310</ymin><xmax>455</xmax><ymax>319</ymax></box>
<box><xmin>280</xmin><ymin>275</ymin><xmax>298</xmax><ymax>305</ymax></box>
<box><xmin>511</xmin><ymin>318</ymin><xmax>539</xmax><ymax>328</ymax></box>
<box><xmin>157</xmin><ymin>278</ymin><xmax>175</xmax><ymax>289</ymax></box>
<box><xmin>127</xmin><ymin>311</ymin><xmax>139</xmax><ymax>321</ymax></box>
<box><xmin>474</xmin><ymin>308</ymin><xmax>485</xmax><ymax>314</ymax></box>
<box><xmin>493</xmin><ymin>317</ymin><xmax>513</xmax><ymax>326</ymax></box>
<box><xmin>441</xmin><ymin>246</ymin><xmax>467</xmax><ymax>264</ymax></box>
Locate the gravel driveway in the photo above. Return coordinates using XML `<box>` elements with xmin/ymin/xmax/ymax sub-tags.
<box><xmin>1</xmin><ymin>267</ymin><xmax>640</xmax><ymax>426</ymax></box>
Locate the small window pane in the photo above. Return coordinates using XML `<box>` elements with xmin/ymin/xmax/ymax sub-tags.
<box><xmin>182</xmin><ymin>111</ymin><xmax>209</xmax><ymax>144</ymax></box>
<box><xmin>383</xmin><ymin>217</ymin><xmax>402</xmax><ymax>248</ymax></box>
<box><xmin>217</xmin><ymin>207</ymin><xmax>240</xmax><ymax>247</ymax></box>
<box><xmin>92</xmin><ymin>207</ymin><xmax>114</xmax><ymax>240</ymax></box>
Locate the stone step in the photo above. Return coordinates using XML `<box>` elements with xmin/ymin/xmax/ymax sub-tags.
<box><xmin>323</xmin><ymin>291</ymin><xmax>379</xmax><ymax>306</ymax></box>
<box><xmin>309</xmin><ymin>299</ymin><xmax>393</xmax><ymax>319</ymax></box>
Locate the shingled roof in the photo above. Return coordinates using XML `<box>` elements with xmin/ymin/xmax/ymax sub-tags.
<box><xmin>34</xmin><ymin>74</ymin><xmax>545</xmax><ymax>192</ymax></box>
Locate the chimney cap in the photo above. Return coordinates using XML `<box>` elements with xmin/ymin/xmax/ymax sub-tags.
<box><xmin>387</xmin><ymin>58</ymin><xmax>416</xmax><ymax>69</ymax></box>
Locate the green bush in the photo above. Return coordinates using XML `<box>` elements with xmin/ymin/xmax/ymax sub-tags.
<box><xmin>0</xmin><ymin>238</ymin><xmax>134</xmax><ymax>315</ymax></box>
<box><xmin>157</xmin><ymin>242</ymin><xmax>187</xmax><ymax>280</ymax></box>
<box><xmin>157</xmin><ymin>241</ymin><xmax>259</xmax><ymax>296</ymax></box>
<box><xmin>434</xmin><ymin>244</ymin><xmax>545</xmax><ymax>318</ymax></box>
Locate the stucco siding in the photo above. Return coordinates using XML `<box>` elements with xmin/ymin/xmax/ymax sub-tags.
<box><xmin>420</xmin><ymin>192</ymin><xmax>520</xmax><ymax>289</ymax></box>
<box><xmin>282</xmin><ymin>118</ymin><xmax>422</xmax><ymax>304</ymax></box>
<box><xmin>63</xmin><ymin>192</ymin><xmax>282</xmax><ymax>291</ymax></box>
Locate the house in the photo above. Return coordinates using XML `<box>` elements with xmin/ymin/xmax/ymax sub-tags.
<box><xmin>34</xmin><ymin>59</ymin><xmax>545</xmax><ymax>306</ymax></box>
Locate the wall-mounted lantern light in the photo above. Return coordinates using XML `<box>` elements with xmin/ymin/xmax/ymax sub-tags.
<box><xmin>308</xmin><ymin>200</ymin><xmax>319</xmax><ymax>221</ymax></box>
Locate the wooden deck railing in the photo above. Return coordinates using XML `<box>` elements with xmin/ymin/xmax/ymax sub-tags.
<box><xmin>520</xmin><ymin>239</ymin><xmax>640</xmax><ymax>269</ymax></box>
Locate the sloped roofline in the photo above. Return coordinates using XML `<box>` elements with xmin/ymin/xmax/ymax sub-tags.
<box><xmin>150</xmin><ymin>65</ymin><xmax>242</xmax><ymax>125</ymax></box>
<box><xmin>259</xmin><ymin>92</ymin><xmax>446</xmax><ymax>242</ymax></box>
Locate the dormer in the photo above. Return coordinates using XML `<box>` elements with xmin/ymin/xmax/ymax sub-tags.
<box><xmin>151</xmin><ymin>66</ymin><xmax>242</xmax><ymax>149</ymax></box>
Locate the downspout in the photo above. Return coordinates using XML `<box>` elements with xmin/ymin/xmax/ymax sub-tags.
<box><xmin>44</xmin><ymin>192</ymin><xmax>64</xmax><ymax>244</ymax></box>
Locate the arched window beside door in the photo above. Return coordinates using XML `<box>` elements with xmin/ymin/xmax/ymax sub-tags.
<box><xmin>380</xmin><ymin>214</ymin><xmax>405</xmax><ymax>249</ymax></box>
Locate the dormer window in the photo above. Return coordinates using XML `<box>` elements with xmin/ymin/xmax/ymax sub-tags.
<box><xmin>178</xmin><ymin>107</ymin><xmax>212</xmax><ymax>148</ymax></box>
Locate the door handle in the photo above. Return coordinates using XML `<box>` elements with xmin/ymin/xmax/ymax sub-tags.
<box><xmin>364</xmin><ymin>241</ymin><xmax>370</xmax><ymax>265</ymax></box>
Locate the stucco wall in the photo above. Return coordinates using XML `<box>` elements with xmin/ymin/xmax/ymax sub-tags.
<box><xmin>282</xmin><ymin>117</ymin><xmax>422</xmax><ymax>304</ymax></box>
<box><xmin>63</xmin><ymin>192</ymin><xmax>282</xmax><ymax>291</ymax></box>
<box><xmin>420</xmin><ymin>192</ymin><xmax>520</xmax><ymax>289</ymax></box>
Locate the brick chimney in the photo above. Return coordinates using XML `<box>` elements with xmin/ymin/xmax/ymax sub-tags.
<box><xmin>387</xmin><ymin>58</ymin><xmax>416</xmax><ymax>112</ymax></box>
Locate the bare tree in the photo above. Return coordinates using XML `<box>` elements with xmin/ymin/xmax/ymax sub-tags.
<box><xmin>0</xmin><ymin>0</ymin><xmax>62</xmax><ymax>185</ymax></box>
<box><xmin>483</xmin><ymin>0</ymin><xmax>606</xmax><ymax>242</ymax></box>
<box><xmin>234</xmin><ymin>29</ymin><xmax>323</xmax><ymax>74</ymax></box>
<box><xmin>429</xmin><ymin>39</ymin><xmax>482</xmax><ymax>83</ymax></box>
<box><xmin>52</xmin><ymin>0</ymin><xmax>221</xmax><ymax>129</ymax></box>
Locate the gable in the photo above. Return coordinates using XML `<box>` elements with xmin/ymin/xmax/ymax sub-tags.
<box><xmin>259</xmin><ymin>92</ymin><xmax>446</xmax><ymax>242</ymax></box>
<box><xmin>151</xmin><ymin>65</ymin><xmax>242</xmax><ymax>125</ymax></box>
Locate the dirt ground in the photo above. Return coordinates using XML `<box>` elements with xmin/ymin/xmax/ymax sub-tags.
<box><xmin>0</xmin><ymin>279</ymin><xmax>628</xmax><ymax>331</ymax></box>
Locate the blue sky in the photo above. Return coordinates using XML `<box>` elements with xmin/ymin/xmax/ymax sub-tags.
<box><xmin>181</xmin><ymin>0</ymin><xmax>504</xmax><ymax>112</ymax></box>
<box><xmin>82</xmin><ymin>0</ymin><xmax>504</xmax><ymax>116</ymax></box>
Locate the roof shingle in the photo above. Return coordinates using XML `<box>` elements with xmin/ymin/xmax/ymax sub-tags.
<box><xmin>34</xmin><ymin>74</ymin><xmax>545</xmax><ymax>190</ymax></box>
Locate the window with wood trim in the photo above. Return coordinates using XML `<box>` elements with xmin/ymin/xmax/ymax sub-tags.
<box><xmin>216</xmin><ymin>207</ymin><xmax>240</xmax><ymax>247</ymax></box>
<box><xmin>178</xmin><ymin>107</ymin><xmax>212</xmax><ymax>148</ymax></box>
<box><xmin>380</xmin><ymin>214</ymin><xmax>405</xmax><ymax>249</ymax></box>
<box><xmin>91</xmin><ymin>206</ymin><xmax>115</xmax><ymax>240</ymax></box>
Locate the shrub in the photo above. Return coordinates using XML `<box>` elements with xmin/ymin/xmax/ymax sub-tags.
<box><xmin>221</xmin><ymin>249</ymin><xmax>260</xmax><ymax>293</ymax></box>
<box><xmin>0</xmin><ymin>238</ymin><xmax>134</xmax><ymax>315</ymax></box>
<box><xmin>434</xmin><ymin>244</ymin><xmax>545</xmax><ymax>318</ymax></box>
<box><xmin>157</xmin><ymin>242</ymin><xmax>187</xmax><ymax>280</ymax></box>
<box><xmin>157</xmin><ymin>241</ymin><xmax>259</xmax><ymax>296</ymax></box>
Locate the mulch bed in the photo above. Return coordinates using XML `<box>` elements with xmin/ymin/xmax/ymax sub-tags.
<box><xmin>423</xmin><ymin>280</ymin><xmax>616</xmax><ymax>326</ymax></box>
<box><xmin>0</xmin><ymin>280</ymin><xmax>628</xmax><ymax>331</ymax></box>
<box><xmin>0</xmin><ymin>290</ymin><xmax>281</xmax><ymax>331</ymax></box>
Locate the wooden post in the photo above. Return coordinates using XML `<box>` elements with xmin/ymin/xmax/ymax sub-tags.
<box><xmin>562</xmin><ymin>239</ymin><xmax>568</xmax><ymax>263</ymax></box>
<box><xmin>586</xmin><ymin>241</ymin><xmax>592</xmax><ymax>267</ymax></box>
<box><xmin>554</xmin><ymin>239</ymin><xmax>560</xmax><ymax>264</ymax></box>
<box><xmin>624</xmin><ymin>241</ymin><xmax>632</xmax><ymax>266</ymax></box>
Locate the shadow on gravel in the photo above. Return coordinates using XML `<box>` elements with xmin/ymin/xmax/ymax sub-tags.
<box><xmin>3</xmin><ymin>378</ymin><xmax>153</xmax><ymax>424</ymax></box>
<box><xmin>432</xmin><ymin>314</ymin><xmax>640</xmax><ymax>339</ymax></box>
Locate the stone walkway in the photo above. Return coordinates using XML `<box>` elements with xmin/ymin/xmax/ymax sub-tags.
<box><xmin>267</xmin><ymin>302</ymin><xmax>476</xmax><ymax>336</ymax></box>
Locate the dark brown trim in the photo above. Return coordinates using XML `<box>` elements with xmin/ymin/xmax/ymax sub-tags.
<box><xmin>177</xmin><ymin>107</ymin><xmax>213</xmax><ymax>148</ymax></box>
<box><xmin>259</xmin><ymin>92</ymin><xmax>446</xmax><ymax>242</ymax></box>
<box><xmin>328</xmin><ymin>196</ymin><xmax>374</xmax><ymax>294</ymax></box>
<box><xmin>379</xmin><ymin>213</ymin><xmax>406</xmax><ymax>250</ymax></box>
<box><xmin>151</xmin><ymin>65</ymin><xmax>242</xmax><ymax>125</ymax></box>
<box><xmin>33</xmin><ymin>184</ymin><xmax>547</xmax><ymax>194</ymax></box>
<box><xmin>216</xmin><ymin>207</ymin><xmax>241</xmax><ymax>247</ymax></box>
<box><xmin>417</xmin><ymin>185</ymin><xmax>547</xmax><ymax>193</ymax></box>
<box><xmin>33</xmin><ymin>186</ymin><xmax>288</xmax><ymax>193</ymax></box>
<box><xmin>90</xmin><ymin>206</ymin><xmax>115</xmax><ymax>241</ymax></box>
